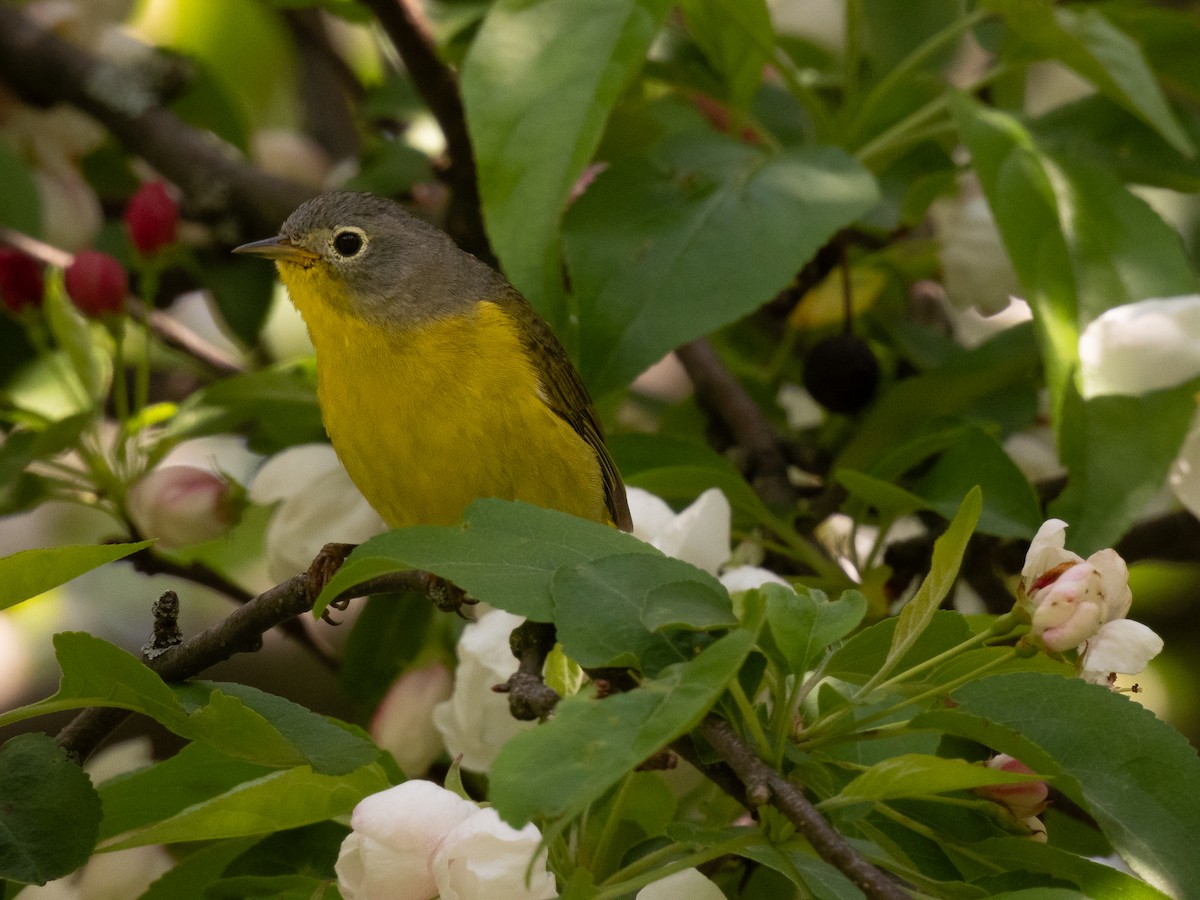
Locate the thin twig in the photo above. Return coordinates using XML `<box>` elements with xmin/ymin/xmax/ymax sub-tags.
<box><xmin>0</xmin><ymin>5</ymin><xmax>314</xmax><ymax>234</ymax></box>
<box><xmin>675</xmin><ymin>338</ymin><xmax>795</xmax><ymax>507</ymax></box>
<box><xmin>358</xmin><ymin>0</ymin><xmax>491</xmax><ymax>261</ymax></box>
<box><xmin>699</xmin><ymin>715</ymin><xmax>909</xmax><ymax>900</ymax></box>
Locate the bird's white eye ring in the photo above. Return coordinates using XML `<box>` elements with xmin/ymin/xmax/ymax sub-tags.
<box><xmin>332</xmin><ymin>227</ymin><xmax>368</xmax><ymax>258</ymax></box>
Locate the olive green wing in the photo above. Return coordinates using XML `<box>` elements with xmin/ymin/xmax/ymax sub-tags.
<box><xmin>497</xmin><ymin>292</ymin><xmax>632</xmax><ymax>532</ymax></box>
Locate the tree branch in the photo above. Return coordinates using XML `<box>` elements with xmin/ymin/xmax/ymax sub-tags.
<box><xmin>675</xmin><ymin>338</ymin><xmax>796</xmax><ymax>508</ymax></box>
<box><xmin>698</xmin><ymin>716</ymin><xmax>909</xmax><ymax>900</ymax></box>
<box><xmin>358</xmin><ymin>0</ymin><xmax>491</xmax><ymax>261</ymax></box>
<box><xmin>0</xmin><ymin>4</ymin><xmax>314</xmax><ymax>235</ymax></box>
<box><xmin>55</xmin><ymin>568</ymin><xmax>430</xmax><ymax>763</ymax></box>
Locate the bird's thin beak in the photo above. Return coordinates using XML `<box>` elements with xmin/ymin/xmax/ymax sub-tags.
<box><xmin>233</xmin><ymin>235</ymin><xmax>320</xmax><ymax>266</ymax></box>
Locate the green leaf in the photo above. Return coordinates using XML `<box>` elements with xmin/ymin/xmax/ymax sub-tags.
<box><xmin>912</xmin><ymin>426</ymin><xmax>1041</xmax><ymax>539</ymax></box>
<box><xmin>611</xmin><ymin>432</ymin><xmax>777</xmax><ymax>527</ymax></box>
<box><xmin>1034</xmin><ymin>95</ymin><xmax>1200</xmax><ymax>193</ymax></box>
<box><xmin>679</xmin><ymin>0</ymin><xmax>772</xmax><ymax>110</ymax></box>
<box><xmin>1050</xmin><ymin>379</ymin><xmax>1200</xmax><ymax>554</ymax></box>
<box><xmin>824</xmin><ymin>753</ymin><xmax>1043</xmax><ymax>809</ymax></box>
<box><xmin>0</xmin><ymin>634</ymin><xmax>377</xmax><ymax>773</ymax></box>
<box><xmin>877</xmin><ymin>487</ymin><xmax>980</xmax><ymax>684</ymax></box>
<box><xmin>43</xmin><ymin>272</ymin><xmax>111</xmax><ymax>405</ymax></box>
<box><xmin>826</xmin><ymin>610</ymin><xmax>971</xmax><ymax>685</ymax></box>
<box><xmin>919</xmin><ymin>672</ymin><xmax>1200</xmax><ymax>898</ymax></box>
<box><xmin>316</xmin><ymin>499</ymin><xmax>659</xmax><ymax>620</ymax></box>
<box><xmin>104</xmin><ymin>762</ymin><xmax>389</xmax><ymax>849</ymax></box>
<box><xmin>0</xmin><ymin>145</ymin><xmax>41</xmax><ymax>235</ymax></box>
<box><xmin>985</xmin><ymin>1</ymin><xmax>1192</xmax><ymax>155</ymax></box>
<box><xmin>490</xmin><ymin>628</ymin><xmax>755</xmax><ymax>825</ymax></box>
<box><xmin>0</xmin><ymin>541</ymin><xmax>151</xmax><ymax>611</ymax></box>
<box><xmin>171</xmin><ymin>365</ymin><xmax>325</xmax><ymax>454</ymax></box>
<box><xmin>565</xmin><ymin>136</ymin><xmax>880</xmax><ymax>395</ymax></box>
<box><xmin>835</xmin><ymin>323</ymin><xmax>1039</xmax><ymax>473</ymax></box>
<box><xmin>952</xmin><ymin>97</ymin><xmax>1197</xmax><ymax>407</ymax></box>
<box><xmin>139</xmin><ymin>838</ymin><xmax>260</xmax><ymax>900</ymax></box>
<box><xmin>960</xmin><ymin>837</ymin><xmax>1172</xmax><ymax>900</ymax></box>
<box><xmin>765</xmin><ymin>585</ymin><xmax>868</xmax><ymax>674</ymax></box>
<box><xmin>834</xmin><ymin>469</ymin><xmax>930</xmax><ymax>521</ymax></box>
<box><xmin>98</xmin><ymin>741</ymin><xmax>274</xmax><ymax>841</ymax></box>
<box><xmin>0</xmin><ymin>733</ymin><xmax>101</xmax><ymax>885</ymax></box>
<box><xmin>551</xmin><ymin>552</ymin><xmax>735</xmax><ymax>673</ymax></box>
<box><xmin>462</xmin><ymin>0</ymin><xmax>673</xmax><ymax>329</ymax></box>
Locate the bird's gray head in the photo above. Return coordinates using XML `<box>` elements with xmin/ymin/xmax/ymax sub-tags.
<box><xmin>236</xmin><ymin>191</ymin><xmax>498</xmax><ymax>326</ymax></box>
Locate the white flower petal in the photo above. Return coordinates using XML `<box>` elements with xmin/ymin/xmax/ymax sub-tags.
<box><xmin>1078</xmin><ymin>295</ymin><xmax>1200</xmax><ymax>398</ymax></box>
<box><xmin>718</xmin><ymin>565</ymin><xmax>792</xmax><ymax>593</ymax></box>
<box><xmin>627</xmin><ymin>487</ymin><xmax>677</xmax><ymax>542</ymax></box>
<box><xmin>249</xmin><ymin>443</ymin><xmax>344</xmax><ymax>504</ymax></box>
<box><xmin>433</xmin><ymin>611</ymin><xmax>534</xmax><ymax>773</ymax></box>
<box><xmin>432</xmin><ymin>808</ymin><xmax>557</xmax><ymax>900</ymax></box>
<box><xmin>636</xmin><ymin>867</ymin><xmax>726</xmax><ymax>900</ymax></box>
<box><xmin>1021</xmin><ymin>518</ymin><xmax>1076</xmax><ymax>579</ymax></box>
<box><xmin>1080</xmin><ymin>619</ymin><xmax>1164</xmax><ymax>680</ymax></box>
<box><xmin>371</xmin><ymin>664</ymin><xmax>453</xmax><ymax>777</ymax></box>
<box><xmin>654</xmin><ymin>488</ymin><xmax>732</xmax><ymax>575</ymax></box>
<box><xmin>336</xmin><ymin>781</ymin><xmax>478</xmax><ymax>900</ymax></box>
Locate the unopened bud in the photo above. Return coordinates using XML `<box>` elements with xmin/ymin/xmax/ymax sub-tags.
<box><xmin>65</xmin><ymin>250</ymin><xmax>127</xmax><ymax>317</ymax></box>
<box><xmin>0</xmin><ymin>249</ymin><xmax>44</xmax><ymax>313</ymax></box>
<box><xmin>124</xmin><ymin>182</ymin><xmax>180</xmax><ymax>255</ymax></box>
<box><xmin>127</xmin><ymin>465</ymin><xmax>236</xmax><ymax>549</ymax></box>
<box><xmin>978</xmin><ymin>754</ymin><xmax>1048</xmax><ymax>820</ymax></box>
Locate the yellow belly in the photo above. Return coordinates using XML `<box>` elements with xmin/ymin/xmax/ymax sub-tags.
<box><xmin>291</xmin><ymin>291</ymin><xmax>607</xmax><ymax>528</ymax></box>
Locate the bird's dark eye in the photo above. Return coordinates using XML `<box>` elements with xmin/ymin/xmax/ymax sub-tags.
<box><xmin>333</xmin><ymin>230</ymin><xmax>364</xmax><ymax>257</ymax></box>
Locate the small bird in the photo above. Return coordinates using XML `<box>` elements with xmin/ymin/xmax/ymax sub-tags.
<box><xmin>235</xmin><ymin>191</ymin><xmax>631</xmax><ymax>532</ymax></box>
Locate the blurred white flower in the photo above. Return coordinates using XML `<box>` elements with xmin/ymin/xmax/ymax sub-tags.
<box><xmin>776</xmin><ymin>382</ymin><xmax>824</xmax><ymax>430</ymax></box>
<box><xmin>635</xmin><ymin>867</ymin><xmax>725</xmax><ymax>900</ymax></box>
<box><xmin>1169</xmin><ymin>417</ymin><xmax>1200</xmax><ymax>519</ymax></box>
<box><xmin>432</xmin><ymin>807</ymin><xmax>557</xmax><ymax>900</ymax></box>
<box><xmin>371</xmin><ymin>663</ymin><xmax>453</xmax><ymax>777</ymax></box>
<box><xmin>718</xmin><ymin>565</ymin><xmax>792</xmax><ymax>593</ymax></box>
<box><xmin>627</xmin><ymin>487</ymin><xmax>731</xmax><ymax>575</ymax></box>
<box><xmin>335</xmin><ymin>780</ymin><xmax>478</xmax><ymax>900</ymax></box>
<box><xmin>127</xmin><ymin>465</ymin><xmax>236</xmax><ymax>549</ymax></box>
<box><xmin>335</xmin><ymin>780</ymin><xmax>556</xmax><ymax>900</ymax></box>
<box><xmin>1019</xmin><ymin>520</ymin><xmax>1161</xmax><ymax>682</ymax></box>
<box><xmin>1078</xmin><ymin>295</ymin><xmax>1200</xmax><ymax>398</ymax></box>
<box><xmin>1003</xmin><ymin>428</ymin><xmax>1065</xmax><ymax>484</ymax></box>
<box><xmin>250</xmin><ymin>444</ymin><xmax>387</xmax><ymax>582</ymax></box>
<box><xmin>930</xmin><ymin>180</ymin><xmax>1021</xmax><ymax>315</ymax></box>
<box><xmin>432</xmin><ymin>609</ymin><xmax>534</xmax><ymax>774</ymax></box>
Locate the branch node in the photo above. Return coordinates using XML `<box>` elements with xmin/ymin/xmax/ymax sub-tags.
<box><xmin>142</xmin><ymin>590</ymin><xmax>182</xmax><ymax>659</ymax></box>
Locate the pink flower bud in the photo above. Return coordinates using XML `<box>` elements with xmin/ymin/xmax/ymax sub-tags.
<box><xmin>124</xmin><ymin>182</ymin><xmax>179</xmax><ymax>255</ymax></box>
<box><xmin>979</xmin><ymin>754</ymin><xmax>1049</xmax><ymax>820</ymax></box>
<box><xmin>127</xmin><ymin>465</ymin><xmax>235</xmax><ymax>549</ymax></box>
<box><xmin>371</xmin><ymin>664</ymin><xmax>452</xmax><ymax>777</ymax></box>
<box><xmin>65</xmin><ymin>250</ymin><xmax>127</xmax><ymax>317</ymax></box>
<box><xmin>1028</xmin><ymin>562</ymin><xmax>1105</xmax><ymax>652</ymax></box>
<box><xmin>0</xmin><ymin>249</ymin><xmax>44</xmax><ymax>313</ymax></box>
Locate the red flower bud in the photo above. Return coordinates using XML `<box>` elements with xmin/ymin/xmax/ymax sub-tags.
<box><xmin>65</xmin><ymin>250</ymin><xmax>128</xmax><ymax>317</ymax></box>
<box><xmin>0</xmin><ymin>248</ymin><xmax>44</xmax><ymax>313</ymax></box>
<box><xmin>124</xmin><ymin>182</ymin><xmax>179</xmax><ymax>255</ymax></box>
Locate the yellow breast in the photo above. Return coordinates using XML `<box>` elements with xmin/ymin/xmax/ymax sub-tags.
<box><xmin>281</xmin><ymin>271</ymin><xmax>608</xmax><ymax>528</ymax></box>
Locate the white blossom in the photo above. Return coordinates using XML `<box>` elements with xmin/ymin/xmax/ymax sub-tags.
<box><xmin>250</xmin><ymin>443</ymin><xmax>387</xmax><ymax>582</ymax></box>
<box><xmin>627</xmin><ymin>487</ymin><xmax>731</xmax><ymax>575</ymax></box>
<box><xmin>335</xmin><ymin>781</ymin><xmax>556</xmax><ymax>900</ymax></box>
<box><xmin>127</xmin><ymin>465</ymin><xmax>235</xmax><ymax>549</ymax></box>
<box><xmin>635</xmin><ymin>867</ymin><xmax>726</xmax><ymax>900</ymax></box>
<box><xmin>432</xmin><ymin>610</ymin><xmax>534</xmax><ymax>774</ymax></box>
<box><xmin>1019</xmin><ymin>520</ymin><xmax>1161</xmax><ymax>683</ymax></box>
<box><xmin>335</xmin><ymin>781</ymin><xmax>478</xmax><ymax>900</ymax></box>
<box><xmin>1078</xmin><ymin>295</ymin><xmax>1200</xmax><ymax>398</ymax></box>
<box><xmin>432</xmin><ymin>807</ymin><xmax>557</xmax><ymax>900</ymax></box>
